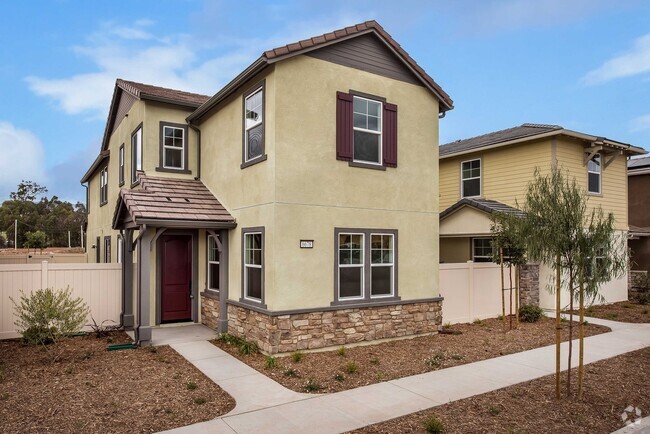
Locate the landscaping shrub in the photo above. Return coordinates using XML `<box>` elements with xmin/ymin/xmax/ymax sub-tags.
<box><xmin>216</xmin><ymin>333</ymin><xmax>258</xmax><ymax>355</ymax></box>
<box><xmin>304</xmin><ymin>378</ymin><xmax>322</xmax><ymax>392</ymax></box>
<box><xmin>290</xmin><ymin>351</ymin><xmax>305</xmax><ymax>363</ymax></box>
<box><xmin>264</xmin><ymin>356</ymin><xmax>277</xmax><ymax>369</ymax></box>
<box><xmin>423</xmin><ymin>415</ymin><xmax>445</xmax><ymax>433</ymax></box>
<box><xmin>337</xmin><ymin>346</ymin><xmax>347</xmax><ymax>357</ymax></box>
<box><xmin>11</xmin><ymin>287</ymin><xmax>89</xmax><ymax>346</ymax></box>
<box><xmin>344</xmin><ymin>361</ymin><xmax>358</xmax><ymax>374</ymax></box>
<box><xmin>519</xmin><ymin>304</ymin><xmax>545</xmax><ymax>323</ymax></box>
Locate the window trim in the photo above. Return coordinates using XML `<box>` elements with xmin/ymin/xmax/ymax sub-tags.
<box><xmin>131</xmin><ymin>123</ymin><xmax>143</xmax><ymax>186</ymax></box>
<box><xmin>241</xmin><ymin>80</ymin><xmax>267</xmax><ymax>169</ymax></box>
<box><xmin>118</xmin><ymin>144</ymin><xmax>125</xmax><ymax>186</ymax></box>
<box><xmin>117</xmin><ymin>235</ymin><xmax>123</xmax><ymax>264</ymax></box>
<box><xmin>99</xmin><ymin>166</ymin><xmax>108</xmax><ymax>206</ymax></box>
<box><xmin>461</xmin><ymin>158</ymin><xmax>482</xmax><ymax>199</ymax></box>
<box><xmin>472</xmin><ymin>237</ymin><xmax>493</xmax><ymax>262</ymax></box>
<box><xmin>333</xmin><ymin>228</ymin><xmax>399</xmax><ymax>306</ymax></box>
<box><xmin>240</xmin><ymin>227</ymin><xmax>266</xmax><ymax>307</ymax></box>
<box><xmin>352</xmin><ymin>94</ymin><xmax>383</xmax><ymax>166</ymax></box>
<box><xmin>587</xmin><ymin>152</ymin><xmax>602</xmax><ymax>195</ymax></box>
<box><xmin>157</xmin><ymin>122</ymin><xmax>191</xmax><ymax>173</ymax></box>
<box><xmin>104</xmin><ymin>236</ymin><xmax>111</xmax><ymax>264</ymax></box>
<box><xmin>207</xmin><ymin>234</ymin><xmax>220</xmax><ymax>293</ymax></box>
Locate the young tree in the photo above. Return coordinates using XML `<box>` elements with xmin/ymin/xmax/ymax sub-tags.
<box><xmin>24</xmin><ymin>230</ymin><xmax>48</xmax><ymax>253</ymax></box>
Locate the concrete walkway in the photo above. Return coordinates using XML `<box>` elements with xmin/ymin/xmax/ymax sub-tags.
<box><xmin>161</xmin><ymin>316</ymin><xmax>650</xmax><ymax>434</ymax></box>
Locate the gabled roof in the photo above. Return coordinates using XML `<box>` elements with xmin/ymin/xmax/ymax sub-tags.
<box><xmin>628</xmin><ymin>156</ymin><xmax>650</xmax><ymax>170</ymax></box>
<box><xmin>188</xmin><ymin>20</ymin><xmax>453</xmax><ymax>122</ymax></box>
<box><xmin>440</xmin><ymin>123</ymin><xmax>646</xmax><ymax>158</ymax></box>
<box><xmin>112</xmin><ymin>175</ymin><xmax>236</xmax><ymax>229</ymax></box>
<box><xmin>80</xmin><ymin>151</ymin><xmax>109</xmax><ymax>184</ymax></box>
<box><xmin>440</xmin><ymin>198</ymin><xmax>524</xmax><ymax>221</ymax></box>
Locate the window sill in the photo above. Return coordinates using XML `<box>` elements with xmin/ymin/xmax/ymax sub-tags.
<box><xmin>155</xmin><ymin>167</ymin><xmax>192</xmax><ymax>174</ymax></box>
<box><xmin>130</xmin><ymin>180</ymin><xmax>141</xmax><ymax>188</ymax></box>
<box><xmin>240</xmin><ymin>154</ymin><xmax>267</xmax><ymax>169</ymax></box>
<box><xmin>100</xmin><ymin>201</ymin><xmax>108</xmax><ymax>207</ymax></box>
<box><xmin>349</xmin><ymin>161</ymin><xmax>386</xmax><ymax>171</ymax></box>
<box><xmin>238</xmin><ymin>296</ymin><xmax>267</xmax><ymax>310</ymax></box>
<box><xmin>119</xmin><ymin>181</ymin><xmax>125</xmax><ymax>187</ymax></box>
<box><xmin>587</xmin><ymin>192</ymin><xmax>603</xmax><ymax>197</ymax></box>
<box><xmin>200</xmin><ymin>290</ymin><xmax>220</xmax><ymax>301</ymax></box>
<box><xmin>331</xmin><ymin>295</ymin><xmax>401</xmax><ymax>307</ymax></box>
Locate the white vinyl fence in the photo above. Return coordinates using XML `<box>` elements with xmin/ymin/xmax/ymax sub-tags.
<box><xmin>0</xmin><ymin>261</ymin><xmax>121</xmax><ymax>339</ymax></box>
<box><xmin>439</xmin><ymin>261</ymin><xmax>515</xmax><ymax>324</ymax></box>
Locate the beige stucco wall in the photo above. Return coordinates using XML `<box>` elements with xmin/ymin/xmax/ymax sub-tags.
<box><xmin>440</xmin><ymin>237</ymin><xmax>470</xmax><ymax>263</ymax></box>
<box><xmin>439</xmin><ymin>206</ymin><xmax>493</xmax><ymax>237</ymax></box>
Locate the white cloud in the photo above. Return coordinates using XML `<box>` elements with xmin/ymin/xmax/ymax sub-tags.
<box><xmin>629</xmin><ymin>113</ymin><xmax>650</xmax><ymax>133</ymax></box>
<box><xmin>582</xmin><ymin>33</ymin><xmax>650</xmax><ymax>85</ymax></box>
<box><xmin>0</xmin><ymin>122</ymin><xmax>47</xmax><ymax>200</ymax></box>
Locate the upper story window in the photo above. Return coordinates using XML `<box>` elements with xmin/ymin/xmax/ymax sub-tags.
<box><xmin>472</xmin><ymin>237</ymin><xmax>492</xmax><ymax>262</ymax></box>
<box><xmin>336</xmin><ymin>91</ymin><xmax>398</xmax><ymax>169</ymax></box>
<box><xmin>242</xmin><ymin>82</ymin><xmax>266</xmax><ymax>168</ymax></box>
<box><xmin>99</xmin><ymin>166</ymin><xmax>108</xmax><ymax>206</ymax></box>
<box><xmin>461</xmin><ymin>159</ymin><xmax>481</xmax><ymax>198</ymax></box>
<box><xmin>158</xmin><ymin>123</ymin><xmax>189</xmax><ymax>172</ymax></box>
<box><xmin>131</xmin><ymin>124</ymin><xmax>143</xmax><ymax>185</ymax></box>
<box><xmin>588</xmin><ymin>153</ymin><xmax>601</xmax><ymax>194</ymax></box>
<box><xmin>118</xmin><ymin>144</ymin><xmax>125</xmax><ymax>186</ymax></box>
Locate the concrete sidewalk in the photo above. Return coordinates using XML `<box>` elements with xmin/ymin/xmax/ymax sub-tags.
<box><xmin>161</xmin><ymin>316</ymin><xmax>650</xmax><ymax>434</ymax></box>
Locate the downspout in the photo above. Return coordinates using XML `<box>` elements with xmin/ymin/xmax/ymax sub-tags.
<box><xmin>134</xmin><ymin>224</ymin><xmax>147</xmax><ymax>345</ymax></box>
<box><xmin>81</xmin><ymin>183</ymin><xmax>88</xmax><ymax>251</ymax></box>
<box><xmin>189</xmin><ymin>124</ymin><xmax>201</xmax><ymax>180</ymax></box>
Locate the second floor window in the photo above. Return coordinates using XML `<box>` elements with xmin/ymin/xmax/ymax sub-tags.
<box><xmin>162</xmin><ymin>125</ymin><xmax>185</xmax><ymax>169</ymax></box>
<box><xmin>461</xmin><ymin>159</ymin><xmax>481</xmax><ymax>198</ymax></box>
<box><xmin>353</xmin><ymin>96</ymin><xmax>382</xmax><ymax>165</ymax></box>
<box><xmin>131</xmin><ymin>125</ymin><xmax>142</xmax><ymax>184</ymax></box>
<box><xmin>588</xmin><ymin>153</ymin><xmax>601</xmax><ymax>194</ymax></box>
<box><xmin>119</xmin><ymin>144</ymin><xmax>125</xmax><ymax>186</ymax></box>
<box><xmin>99</xmin><ymin>166</ymin><xmax>108</xmax><ymax>205</ymax></box>
<box><xmin>244</xmin><ymin>85</ymin><xmax>264</xmax><ymax>164</ymax></box>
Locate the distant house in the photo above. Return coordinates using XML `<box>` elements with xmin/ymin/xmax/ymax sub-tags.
<box><xmin>628</xmin><ymin>156</ymin><xmax>650</xmax><ymax>274</ymax></box>
<box><xmin>438</xmin><ymin>123</ymin><xmax>646</xmax><ymax>309</ymax></box>
<box><xmin>81</xmin><ymin>21</ymin><xmax>454</xmax><ymax>352</ymax></box>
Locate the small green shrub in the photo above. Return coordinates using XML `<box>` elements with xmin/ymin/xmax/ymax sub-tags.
<box><xmin>290</xmin><ymin>351</ymin><xmax>305</xmax><ymax>363</ymax></box>
<box><xmin>344</xmin><ymin>361</ymin><xmax>358</xmax><ymax>374</ymax></box>
<box><xmin>497</xmin><ymin>314</ymin><xmax>504</xmax><ymax>321</ymax></box>
<box><xmin>284</xmin><ymin>368</ymin><xmax>298</xmax><ymax>377</ymax></box>
<box><xmin>215</xmin><ymin>333</ymin><xmax>258</xmax><ymax>355</ymax></box>
<box><xmin>334</xmin><ymin>373</ymin><xmax>345</xmax><ymax>382</ymax></box>
<box><xmin>376</xmin><ymin>372</ymin><xmax>385</xmax><ymax>381</ymax></box>
<box><xmin>194</xmin><ymin>397</ymin><xmax>206</xmax><ymax>405</ymax></box>
<box><xmin>451</xmin><ymin>354</ymin><xmax>464</xmax><ymax>361</ymax></box>
<box><xmin>423</xmin><ymin>415</ymin><xmax>444</xmax><ymax>433</ymax></box>
<box><xmin>264</xmin><ymin>356</ymin><xmax>278</xmax><ymax>369</ymax></box>
<box><xmin>147</xmin><ymin>346</ymin><xmax>157</xmax><ymax>353</ymax></box>
<box><xmin>304</xmin><ymin>378</ymin><xmax>322</xmax><ymax>392</ymax></box>
<box><xmin>488</xmin><ymin>406</ymin><xmax>501</xmax><ymax>416</ymax></box>
<box><xmin>443</xmin><ymin>321</ymin><xmax>452</xmax><ymax>328</ymax></box>
<box><xmin>369</xmin><ymin>357</ymin><xmax>380</xmax><ymax>365</ymax></box>
<box><xmin>337</xmin><ymin>346</ymin><xmax>347</xmax><ymax>357</ymax></box>
<box><xmin>239</xmin><ymin>340</ymin><xmax>258</xmax><ymax>355</ymax></box>
<box><xmin>472</xmin><ymin>318</ymin><xmax>483</xmax><ymax>325</ymax></box>
<box><xmin>11</xmin><ymin>287</ymin><xmax>89</xmax><ymax>346</ymax></box>
<box><xmin>519</xmin><ymin>305</ymin><xmax>545</xmax><ymax>323</ymax></box>
<box><xmin>427</xmin><ymin>353</ymin><xmax>445</xmax><ymax>368</ymax></box>
<box><xmin>0</xmin><ymin>392</ymin><xmax>8</xmax><ymax>401</ymax></box>
<box><xmin>186</xmin><ymin>381</ymin><xmax>197</xmax><ymax>390</ymax></box>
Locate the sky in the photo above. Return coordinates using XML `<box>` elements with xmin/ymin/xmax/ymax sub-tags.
<box><xmin>0</xmin><ymin>0</ymin><xmax>649</xmax><ymax>203</ymax></box>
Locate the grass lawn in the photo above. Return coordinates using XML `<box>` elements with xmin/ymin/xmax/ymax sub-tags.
<box><xmin>211</xmin><ymin>317</ymin><xmax>609</xmax><ymax>394</ymax></box>
<box><xmin>567</xmin><ymin>295</ymin><xmax>649</xmax><ymax>323</ymax></box>
<box><xmin>353</xmin><ymin>346</ymin><xmax>650</xmax><ymax>433</ymax></box>
<box><xmin>0</xmin><ymin>332</ymin><xmax>234</xmax><ymax>433</ymax></box>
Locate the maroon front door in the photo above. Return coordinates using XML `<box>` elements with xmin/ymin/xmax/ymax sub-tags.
<box><xmin>161</xmin><ymin>235</ymin><xmax>192</xmax><ymax>323</ymax></box>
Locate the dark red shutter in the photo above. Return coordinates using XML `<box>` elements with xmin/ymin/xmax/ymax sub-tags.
<box><xmin>336</xmin><ymin>91</ymin><xmax>353</xmax><ymax>161</ymax></box>
<box><xmin>383</xmin><ymin>102</ymin><xmax>398</xmax><ymax>167</ymax></box>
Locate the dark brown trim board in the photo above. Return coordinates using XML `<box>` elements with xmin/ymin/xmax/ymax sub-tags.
<box><xmin>157</xmin><ymin>121</ymin><xmax>191</xmax><ymax>173</ymax></box>
<box><xmin>240</xmin><ymin>226</ymin><xmax>267</xmax><ymax>309</ymax></box>
<box><xmin>241</xmin><ymin>79</ymin><xmax>267</xmax><ymax>168</ymax></box>
<box><xmin>119</xmin><ymin>143</ymin><xmax>125</xmax><ymax>186</ymax></box>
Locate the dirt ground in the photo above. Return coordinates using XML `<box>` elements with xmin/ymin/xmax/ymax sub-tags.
<box><xmin>0</xmin><ymin>247</ymin><xmax>85</xmax><ymax>255</ymax></box>
<box><xmin>567</xmin><ymin>297</ymin><xmax>649</xmax><ymax>323</ymax></box>
<box><xmin>211</xmin><ymin>317</ymin><xmax>609</xmax><ymax>394</ymax></box>
<box><xmin>354</xmin><ymin>346</ymin><xmax>650</xmax><ymax>434</ymax></box>
<box><xmin>0</xmin><ymin>332</ymin><xmax>234</xmax><ymax>433</ymax></box>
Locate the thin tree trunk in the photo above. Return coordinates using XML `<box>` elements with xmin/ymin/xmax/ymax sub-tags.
<box><xmin>578</xmin><ymin>278</ymin><xmax>585</xmax><ymax>399</ymax></box>
<box><xmin>555</xmin><ymin>255</ymin><xmax>561</xmax><ymax>400</ymax></box>
<box><xmin>515</xmin><ymin>265</ymin><xmax>520</xmax><ymax>328</ymax></box>
<box><xmin>509</xmin><ymin>265</ymin><xmax>513</xmax><ymax>330</ymax></box>
<box><xmin>567</xmin><ymin>271</ymin><xmax>574</xmax><ymax>397</ymax></box>
<box><xmin>500</xmin><ymin>248</ymin><xmax>506</xmax><ymax>331</ymax></box>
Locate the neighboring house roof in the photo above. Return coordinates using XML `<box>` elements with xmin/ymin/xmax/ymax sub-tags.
<box><xmin>628</xmin><ymin>156</ymin><xmax>650</xmax><ymax>176</ymax></box>
<box><xmin>440</xmin><ymin>198</ymin><xmax>524</xmax><ymax>221</ymax></box>
<box><xmin>440</xmin><ymin>123</ymin><xmax>646</xmax><ymax>158</ymax></box>
<box><xmin>112</xmin><ymin>175</ymin><xmax>236</xmax><ymax>229</ymax></box>
<box><xmin>188</xmin><ymin>20</ymin><xmax>453</xmax><ymax>123</ymax></box>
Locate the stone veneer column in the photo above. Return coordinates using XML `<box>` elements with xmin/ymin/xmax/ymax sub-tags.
<box><xmin>519</xmin><ymin>264</ymin><xmax>540</xmax><ymax>306</ymax></box>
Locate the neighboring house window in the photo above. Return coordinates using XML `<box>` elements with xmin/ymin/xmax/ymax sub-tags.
<box><xmin>335</xmin><ymin>228</ymin><xmax>398</xmax><ymax>303</ymax></box>
<box><xmin>472</xmin><ymin>238</ymin><xmax>492</xmax><ymax>262</ymax></box>
<box><xmin>242</xmin><ymin>228</ymin><xmax>264</xmax><ymax>303</ymax></box>
<box><xmin>588</xmin><ymin>153</ymin><xmax>601</xmax><ymax>194</ymax></box>
<box><xmin>118</xmin><ymin>144</ymin><xmax>125</xmax><ymax>186</ymax></box>
<box><xmin>131</xmin><ymin>124</ymin><xmax>143</xmax><ymax>184</ymax></box>
<box><xmin>103</xmin><ymin>236</ymin><xmax>111</xmax><ymax>263</ymax></box>
<box><xmin>96</xmin><ymin>236</ymin><xmax>100</xmax><ymax>263</ymax></box>
<box><xmin>207</xmin><ymin>235</ymin><xmax>220</xmax><ymax>292</ymax></box>
<box><xmin>117</xmin><ymin>235</ymin><xmax>123</xmax><ymax>264</ymax></box>
<box><xmin>242</xmin><ymin>82</ymin><xmax>265</xmax><ymax>167</ymax></box>
<box><xmin>99</xmin><ymin>166</ymin><xmax>108</xmax><ymax>205</ymax></box>
<box><xmin>159</xmin><ymin>123</ymin><xmax>188</xmax><ymax>171</ymax></box>
<box><xmin>461</xmin><ymin>159</ymin><xmax>481</xmax><ymax>198</ymax></box>
<box><xmin>336</xmin><ymin>91</ymin><xmax>398</xmax><ymax>168</ymax></box>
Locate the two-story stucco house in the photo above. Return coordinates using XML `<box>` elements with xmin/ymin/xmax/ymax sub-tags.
<box><xmin>81</xmin><ymin>21</ymin><xmax>454</xmax><ymax>352</ymax></box>
<box><xmin>438</xmin><ymin>123</ymin><xmax>645</xmax><ymax>310</ymax></box>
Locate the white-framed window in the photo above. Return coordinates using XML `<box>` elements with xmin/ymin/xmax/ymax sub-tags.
<box><xmin>243</xmin><ymin>231</ymin><xmax>263</xmax><ymax>301</ymax></box>
<box><xmin>119</xmin><ymin>144</ymin><xmax>125</xmax><ymax>186</ymax></box>
<box><xmin>117</xmin><ymin>235</ymin><xmax>123</xmax><ymax>264</ymax></box>
<box><xmin>162</xmin><ymin>126</ymin><xmax>185</xmax><ymax>169</ymax></box>
<box><xmin>131</xmin><ymin>126</ymin><xmax>142</xmax><ymax>184</ymax></box>
<box><xmin>208</xmin><ymin>235</ymin><xmax>220</xmax><ymax>292</ymax></box>
<box><xmin>338</xmin><ymin>233</ymin><xmax>365</xmax><ymax>299</ymax></box>
<box><xmin>461</xmin><ymin>159</ymin><xmax>481</xmax><ymax>198</ymax></box>
<box><xmin>244</xmin><ymin>87</ymin><xmax>264</xmax><ymax>162</ymax></box>
<box><xmin>472</xmin><ymin>238</ymin><xmax>493</xmax><ymax>262</ymax></box>
<box><xmin>353</xmin><ymin>96</ymin><xmax>382</xmax><ymax>165</ymax></box>
<box><xmin>370</xmin><ymin>233</ymin><xmax>394</xmax><ymax>297</ymax></box>
<box><xmin>588</xmin><ymin>153</ymin><xmax>601</xmax><ymax>194</ymax></box>
<box><xmin>99</xmin><ymin>166</ymin><xmax>108</xmax><ymax>205</ymax></box>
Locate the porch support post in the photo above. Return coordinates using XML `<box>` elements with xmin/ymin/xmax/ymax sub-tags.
<box><xmin>121</xmin><ymin>229</ymin><xmax>135</xmax><ymax>329</ymax></box>
<box><xmin>137</xmin><ymin>227</ymin><xmax>154</xmax><ymax>344</ymax></box>
<box><xmin>218</xmin><ymin>229</ymin><xmax>229</xmax><ymax>333</ymax></box>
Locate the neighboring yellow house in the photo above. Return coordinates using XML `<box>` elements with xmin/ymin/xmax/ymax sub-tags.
<box><xmin>438</xmin><ymin>123</ymin><xmax>646</xmax><ymax>310</ymax></box>
<box><xmin>82</xmin><ymin>21</ymin><xmax>454</xmax><ymax>352</ymax></box>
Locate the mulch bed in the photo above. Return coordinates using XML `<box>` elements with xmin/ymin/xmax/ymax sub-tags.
<box><xmin>567</xmin><ymin>297</ymin><xmax>649</xmax><ymax>323</ymax></box>
<box><xmin>0</xmin><ymin>332</ymin><xmax>234</xmax><ymax>433</ymax></box>
<box><xmin>211</xmin><ymin>317</ymin><xmax>609</xmax><ymax>394</ymax></box>
<box><xmin>353</xmin><ymin>346</ymin><xmax>650</xmax><ymax>433</ymax></box>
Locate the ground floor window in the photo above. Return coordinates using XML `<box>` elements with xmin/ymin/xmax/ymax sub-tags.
<box><xmin>472</xmin><ymin>237</ymin><xmax>493</xmax><ymax>262</ymax></box>
<box><xmin>242</xmin><ymin>228</ymin><xmax>264</xmax><ymax>303</ymax></box>
<box><xmin>336</xmin><ymin>228</ymin><xmax>397</xmax><ymax>303</ymax></box>
<box><xmin>104</xmin><ymin>236</ymin><xmax>111</xmax><ymax>263</ymax></box>
<box><xmin>207</xmin><ymin>234</ymin><xmax>220</xmax><ymax>292</ymax></box>
<box><xmin>117</xmin><ymin>235</ymin><xmax>123</xmax><ymax>264</ymax></box>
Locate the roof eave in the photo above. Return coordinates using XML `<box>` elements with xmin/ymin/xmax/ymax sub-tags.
<box><xmin>139</xmin><ymin>94</ymin><xmax>204</xmax><ymax>109</ymax></box>
<box><xmin>134</xmin><ymin>218</ymin><xmax>237</xmax><ymax>229</ymax></box>
<box><xmin>80</xmin><ymin>151</ymin><xmax>110</xmax><ymax>183</ymax></box>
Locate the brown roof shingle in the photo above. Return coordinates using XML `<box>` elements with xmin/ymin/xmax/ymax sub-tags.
<box><xmin>117</xmin><ymin>79</ymin><xmax>210</xmax><ymax>107</ymax></box>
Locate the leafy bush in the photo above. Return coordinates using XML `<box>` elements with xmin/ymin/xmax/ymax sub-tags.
<box><xmin>24</xmin><ymin>230</ymin><xmax>47</xmax><ymax>253</ymax></box>
<box><xmin>304</xmin><ymin>378</ymin><xmax>322</xmax><ymax>392</ymax></box>
<box><xmin>264</xmin><ymin>356</ymin><xmax>278</xmax><ymax>369</ymax></box>
<box><xmin>344</xmin><ymin>361</ymin><xmax>358</xmax><ymax>374</ymax></box>
<box><xmin>283</xmin><ymin>368</ymin><xmax>298</xmax><ymax>377</ymax></box>
<box><xmin>519</xmin><ymin>304</ymin><xmax>545</xmax><ymax>323</ymax></box>
<box><xmin>423</xmin><ymin>415</ymin><xmax>444</xmax><ymax>433</ymax></box>
<box><xmin>337</xmin><ymin>346</ymin><xmax>347</xmax><ymax>357</ymax></box>
<box><xmin>11</xmin><ymin>287</ymin><xmax>88</xmax><ymax>346</ymax></box>
<box><xmin>290</xmin><ymin>351</ymin><xmax>305</xmax><ymax>363</ymax></box>
<box><xmin>186</xmin><ymin>381</ymin><xmax>197</xmax><ymax>390</ymax></box>
<box><xmin>215</xmin><ymin>333</ymin><xmax>258</xmax><ymax>355</ymax></box>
